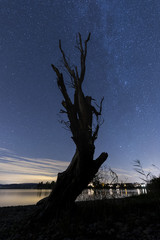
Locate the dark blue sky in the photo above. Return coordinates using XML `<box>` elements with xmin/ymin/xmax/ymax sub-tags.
<box><xmin>0</xmin><ymin>0</ymin><xmax>160</xmax><ymax>183</ymax></box>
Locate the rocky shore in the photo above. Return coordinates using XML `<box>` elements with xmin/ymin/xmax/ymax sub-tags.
<box><xmin>0</xmin><ymin>195</ymin><xmax>160</xmax><ymax>240</ymax></box>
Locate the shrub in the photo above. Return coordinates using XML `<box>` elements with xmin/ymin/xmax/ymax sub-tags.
<box><xmin>147</xmin><ymin>176</ymin><xmax>160</xmax><ymax>194</ymax></box>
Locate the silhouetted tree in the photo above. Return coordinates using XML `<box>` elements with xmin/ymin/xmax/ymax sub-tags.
<box><xmin>147</xmin><ymin>176</ymin><xmax>160</xmax><ymax>194</ymax></box>
<box><xmin>37</xmin><ymin>33</ymin><xmax>108</xmax><ymax>220</ymax></box>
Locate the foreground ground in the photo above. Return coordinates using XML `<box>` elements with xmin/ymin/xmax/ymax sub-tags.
<box><xmin>0</xmin><ymin>194</ymin><xmax>160</xmax><ymax>240</ymax></box>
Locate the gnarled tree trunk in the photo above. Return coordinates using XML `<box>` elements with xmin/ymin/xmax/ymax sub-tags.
<box><xmin>37</xmin><ymin>33</ymin><xmax>108</xmax><ymax>220</ymax></box>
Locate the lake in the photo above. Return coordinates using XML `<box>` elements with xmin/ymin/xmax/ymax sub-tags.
<box><xmin>0</xmin><ymin>188</ymin><xmax>147</xmax><ymax>207</ymax></box>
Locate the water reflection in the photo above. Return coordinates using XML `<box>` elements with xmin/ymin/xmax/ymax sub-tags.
<box><xmin>0</xmin><ymin>188</ymin><xmax>147</xmax><ymax>207</ymax></box>
<box><xmin>37</xmin><ymin>189</ymin><xmax>50</xmax><ymax>197</ymax></box>
<box><xmin>0</xmin><ymin>189</ymin><xmax>51</xmax><ymax>207</ymax></box>
<box><xmin>76</xmin><ymin>188</ymin><xmax>146</xmax><ymax>201</ymax></box>
<box><xmin>109</xmin><ymin>188</ymin><xmax>113</xmax><ymax>196</ymax></box>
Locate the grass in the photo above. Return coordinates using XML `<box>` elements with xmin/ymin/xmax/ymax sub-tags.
<box><xmin>75</xmin><ymin>193</ymin><xmax>160</xmax><ymax>221</ymax></box>
<box><xmin>52</xmin><ymin>192</ymin><xmax>160</xmax><ymax>239</ymax></box>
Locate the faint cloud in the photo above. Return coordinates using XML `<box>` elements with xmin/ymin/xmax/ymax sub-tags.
<box><xmin>111</xmin><ymin>168</ymin><xmax>141</xmax><ymax>183</ymax></box>
<box><xmin>0</xmin><ymin>148</ymin><xmax>69</xmax><ymax>184</ymax></box>
<box><xmin>0</xmin><ymin>148</ymin><xmax>13</xmax><ymax>153</ymax></box>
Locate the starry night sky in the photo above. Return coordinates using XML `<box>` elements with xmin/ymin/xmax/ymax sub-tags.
<box><xmin>0</xmin><ymin>0</ymin><xmax>160</xmax><ymax>184</ymax></box>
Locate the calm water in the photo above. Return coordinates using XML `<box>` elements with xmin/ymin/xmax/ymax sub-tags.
<box><xmin>0</xmin><ymin>188</ymin><xmax>147</xmax><ymax>207</ymax></box>
<box><xmin>0</xmin><ymin>189</ymin><xmax>51</xmax><ymax>207</ymax></box>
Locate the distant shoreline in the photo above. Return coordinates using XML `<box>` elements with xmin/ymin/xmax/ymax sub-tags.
<box><xmin>0</xmin><ymin>183</ymin><xmax>37</xmax><ymax>189</ymax></box>
<box><xmin>0</xmin><ymin>182</ymin><xmax>145</xmax><ymax>190</ymax></box>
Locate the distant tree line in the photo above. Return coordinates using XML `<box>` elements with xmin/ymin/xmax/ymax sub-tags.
<box><xmin>37</xmin><ymin>181</ymin><xmax>55</xmax><ymax>189</ymax></box>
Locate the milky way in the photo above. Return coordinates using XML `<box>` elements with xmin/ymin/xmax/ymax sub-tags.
<box><xmin>0</xmin><ymin>0</ymin><xmax>160</xmax><ymax>183</ymax></box>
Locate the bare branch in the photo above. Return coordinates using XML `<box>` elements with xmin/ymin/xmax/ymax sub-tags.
<box><xmin>109</xmin><ymin>168</ymin><xmax>118</xmax><ymax>184</ymax></box>
<box><xmin>84</xmin><ymin>32</ymin><xmax>91</xmax><ymax>58</ymax></box>
<box><xmin>59</xmin><ymin>40</ymin><xmax>77</xmax><ymax>84</ymax></box>
<box><xmin>66</xmin><ymin>79</ymin><xmax>75</xmax><ymax>89</ymax></box>
<box><xmin>94</xmin><ymin>152</ymin><xmax>108</xmax><ymax>170</ymax></box>
<box><xmin>51</xmin><ymin>63</ymin><xmax>61</xmax><ymax>78</ymax></box>
<box><xmin>51</xmin><ymin>64</ymin><xmax>79</xmax><ymax>135</ymax></box>
<box><xmin>92</xmin><ymin>124</ymin><xmax>99</xmax><ymax>141</ymax></box>
<box><xmin>91</xmin><ymin>97</ymin><xmax>104</xmax><ymax>141</ymax></box>
<box><xmin>60</xmin><ymin>109</ymin><xmax>67</xmax><ymax>114</ymax></box>
<box><xmin>76</xmin><ymin>33</ymin><xmax>91</xmax><ymax>85</ymax></box>
<box><xmin>59</xmin><ymin>119</ymin><xmax>71</xmax><ymax>131</ymax></box>
<box><xmin>74</xmin><ymin>66</ymin><xmax>79</xmax><ymax>80</ymax></box>
<box><xmin>91</xmin><ymin>97</ymin><xmax>104</xmax><ymax>121</ymax></box>
<box><xmin>78</xmin><ymin>33</ymin><xmax>83</xmax><ymax>54</ymax></box>
<box><xmin>99</xmin><ymin>97</ymin><xmax>104</xmax><ymax>114</ymax></box>
<box><xmin>86</xmin><ymin>32</ymin><xmax>91</xmax><ymax>42</ymax></box>
<box><xmin>51</xmin><ymin>64</ymin><xmax>72</xmax><ymax>107</ymax></box>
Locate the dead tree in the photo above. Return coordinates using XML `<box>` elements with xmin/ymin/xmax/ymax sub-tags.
<box><xmin>37</xmin><ymin>33</ymin><xmax>108</xmax><ymax>220</ymax></box>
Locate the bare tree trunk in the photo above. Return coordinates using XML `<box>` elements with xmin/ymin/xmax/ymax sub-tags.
<box><xmin>38</xmin><ymin>149</ymin><xmax>107</xmax><ymax>220</ymax></box>
<box><xmin>36</xmin><ymin>33</ymin><xmax>108</xmax><ymax>221</ymax></box>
